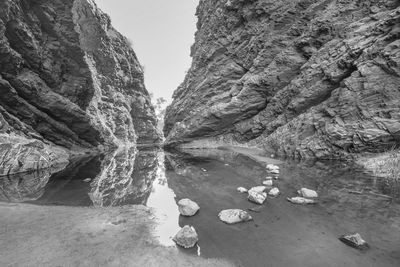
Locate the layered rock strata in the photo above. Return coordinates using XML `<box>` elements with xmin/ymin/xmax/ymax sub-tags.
<box><xmin>0</xmin><ymin>0</ymin><xmax>160</xmax><ymax>175</ymax></box>
<box><xmin>164</xmin><ymin>0</ymin><xmax>400</xmax><ymax>159</ymax></box>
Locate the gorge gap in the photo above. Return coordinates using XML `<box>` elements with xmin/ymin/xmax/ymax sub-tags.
<box><xmin>0</xmin><ymin>0</ymin><xmax>161</xmax><ymax>176</ymax></box>
<box><xmin>164</xmin><ymin>0</ymin><xmax>400</xmax><ymax>160</ymax></box>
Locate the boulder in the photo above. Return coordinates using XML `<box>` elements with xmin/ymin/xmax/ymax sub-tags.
<box><xmin>177</xmin><ymin>198</ymin><xmax>200</xmax><ymax>216</ymax></box>
<box><xmin>287</xmin><ymin>197</ymin><xmax>317</xmax><ymax>205</ymax></box>
<box><xmin>237</xmin><ymin>187</ymin><xmax>248</xmax><ymax>193</ymax></box>
<box><xmin>298</xmin><ymin>188</ymin><xmax>318</xmax><ymax>198</ymax></box>
<box><xmin>266</xmin><ymin>164</ymin><xmax>279</xmax><ymax>171</ymax></box>
<box><xmin>218</xmin><ymin>209</ymin><xmax>253</xmax><ymax>224</ymax></box>
<box><xmin>173</xmin><ymin>225</ymin><xmax>199</xmax><ymax>248</ymax></box>
<box><xmin>339</xmin><ymin>233</ymin><xmax>369</xmax><ymax>250</ymax></box>
<box><xmin>268</xmin><ymin>188</ymin><xmax>280</xmax><ymax>197</ymax></box>
<box><xmin>248</xmin><ymin>189</ymin><xmax>267</xmax><ymax>205</ymax></box>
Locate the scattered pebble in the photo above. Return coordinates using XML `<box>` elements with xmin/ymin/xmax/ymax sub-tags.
<box><xmin>297</xmin><ymin>188</ymin><xmax>318</xmax><ymax>198</ymax></box>
<box><xmin>248</xmin><ymin>189</ymin><xmax>267</xmax><ymax>204</ymax></box>
<box><xmin>83</xmin><ymin>178</ymin><xmax>91</xmax><ymax>183</ymax></box>
<box><xmin>177</xmin><ymin>198</ymin><xmax>200</xmax><ymax>216</ymax></box>
<box><xmin>201</xmin><ymin>168</ymin><xmax>207</xmax><ymax>172</ymax></box>
<box><xmin>249</xmin><ymin>186</ymin><xmax>267</xmax><ymax>193</ymax></box>
<box><xmin>268</xmin><ymin>187</ymin><xmax>280</xmax><ymax>197</ymax></box>
<box><xmin>339</xmin><ymin>233</ymin><xmax>369</xmax><ymax>250</ymax></box>
<box><xmin>218</xmin><ymin>209</ymin><xmax>253</xmax><ymax>224</ymax></box>
<box><xmin>287</xmin><ymin>197</ymin><xmax>317</xmax><ymax>205</ymax></box>
<box><xmin>173</xmin><ymin>225</ymin><xmax>199</xmax><ymax>248</ymax></box>
<box><xmin>237</xmin><ymin>187</ymin><xmax>248</xmax><ymax>193</ymax></box>
<box><xmin>263</xmin><ymin>180</ymin><xmax>273</xmax><ymax>187</ymax></box>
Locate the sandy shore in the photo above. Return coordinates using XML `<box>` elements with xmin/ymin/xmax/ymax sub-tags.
<box><xmin>0</xmin><ymin>203</ymin><xmax>232</xmax><ymax>267</ymax></box>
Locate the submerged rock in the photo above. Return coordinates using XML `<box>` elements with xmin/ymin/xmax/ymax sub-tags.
<box><xmin>339</xmin><ymin>233</ymin><xmax>369</xmax><ymax>250</ymax></box>
<box><xmin>268</xmin><ymin>188</ymin><xmax>280</xmax><ymax>197</ymax></box>
<box><xmin>173</xmin><ymin>225</ymin><xmax>199</xmax><ymax>248</ymax></box>
<box><xmin>218</xmin><ymin>209</ymin><xmax>253</xmax><ymax>224</ymax></box>
<box><xmin>237</xmin><ymin>187</ymin><xmax>248</xmax><ymax>193</ymax></box>
<box><xmin>298</xmin><ymin>188</ymin><xmax>318</xmax><ymax>198</ymax></box>
<box><xmin>83</xmin><ymin>178</ymin><xmax>92</xmax><ymax>183</ymax></box>
<box><xmin>177</xmin><ymin>199</ymin><xmax>200</xmax><ymax>216</ymax></box>
<box><xmin>287</xmin><ymin>197</ymin><xmax>317</xmax><ymax>205</ymax></box>
<box><xmin>248</xmin><ymin>189</ymin><xmax>267</xmax><ymax>205</ymax></box>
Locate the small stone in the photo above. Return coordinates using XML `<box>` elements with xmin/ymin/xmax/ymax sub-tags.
<box><xmin>248</xmin><ymin>189</ymin><xmax>267</xmax><ymax>204</ymax></box>
<box><xmin>287</xmin><ymin>197</ymin><xmax>317</xmax><ymax>204</ymax></box>
<box><xmin>201</xmin><ymin>168</ymin><xmax>207</xmax><ymax>172</ymax></box>
<box><xmin>237</xmin><ymin>187</ymin><xmax>248</xmax><ymax>193</ymax></box>
<box><xmin>268</xmin><ymin>187</ymin><xmax>280</xmax><ymax>197</ymax></box>
<box><xmin>83</xmin><ymin>178</ymin><xmax>91</xmax><ymax>183</ymax></box>
<box><xmin>173</xmin><ymin>225</ymin><xmax>199</xmax><ymax>248</ymax></box>
<box><xmin>266</xmin><ymin>164</ymin><xmax>279</xmax><ymax>171</ymax></box>
<box><xmin>218</xmin><ymin>209</ymin><xmax>253</xmax><ymax>224</ymax></box>
<box><xmin>339</xmin><ymin>233</ymin><xmax>369</xmax><ymax>250</ymax></box>
<box><xmin>177</xmin><ymin>198</ymin><xmax>200</xmax><ymax>216</ymax></box>
<box><xmin>263</xmin><ymin>180</ymin><xmax>273</xmax><ymax>187</ymax></box>
<box><xmin>265</xmin><ymin>176</ymin><xmax>273</xmax><ymax>180</ymax></box>
<box><xmin>249</xmin><ymin>186</ymin><xmax>267</xmax><ymax>193</ymax></box>
<box><xmin>297</xmin><ymin>188</ymin><xmax>318</xmax><ymax>198</ymax></box>
<box><xmin>270</xmin><ymin>169</ymin><xmax>279</xmax><ymax>174</ymax></box>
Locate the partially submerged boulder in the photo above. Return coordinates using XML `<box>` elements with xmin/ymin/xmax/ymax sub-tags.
<box><xmin>237</xmin><ymin>187</ymin><xmax>248</xmax><ymax>193</ymax></box>
<box><xmin>287</xmin><ymin>197</ymin><xmax>317</xmax><ymax>204</ymax></box>
<box><xmin>268</xmin><ymin>187</ymin><xmax>280</xmax><ymax>197</ymax></box>
<box><xmin>339</xmin><ymin>233</ymin><xmax>369</xmax><ymax>250</ymax></box>
<box><xmin>248</xmin><ymin>189</ymin><xmax>267</xmax><ymax>204</ymax></box>
<box><xmin>177</xmin><ymin>199</ymin><xmax>200</xmax><ymax>216</ymax></box>
<box><xmin>218</xmin><ymin>209</ymin><xmax>253</xmax><ymax>224</ymax></box>
<box><xmin>298</xmin><ymin>188</ymin><xmax>318</xmax><ymax>198</ymax></box>
<box><xmin>173</xmin><ymin>225</ymin><xmax>199</xmax><ymax>248</ymax></box>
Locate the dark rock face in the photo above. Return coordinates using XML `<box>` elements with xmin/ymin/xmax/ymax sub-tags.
<box><xmin>164</xmin><ymin>0</ymin><xmax>400</xmax><ymax>159</ymax></box>
<box><xmin>0</xmin><ymin>0</ymin><xmax>160</xmax><ymax>175</ymax></box>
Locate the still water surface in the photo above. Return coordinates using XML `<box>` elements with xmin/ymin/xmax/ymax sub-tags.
<box><xmin>1</xmin><ymin>147</ymin><xmax>399</xmax><ymax>267</ymax></box>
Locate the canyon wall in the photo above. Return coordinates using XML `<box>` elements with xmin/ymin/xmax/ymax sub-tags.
<box><xmin>164</xmin><ymin>0</ymin><xmax>400</xmax><ymax>159</ymax></box>
<box><xmin>0</xmin><ymin>0</ymin><xmax>160</xmax><ymax>175</ymax></box>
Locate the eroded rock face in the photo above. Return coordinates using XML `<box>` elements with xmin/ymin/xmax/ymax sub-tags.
<box><xmin>164</xmin><ymin>0</ymin><xmax>400</xmax><ymax>159</ymax></box>
<box><xmin>0</xmin><ymin>0</ymin><xmax>160</xmax><ymax>175</ymax></box>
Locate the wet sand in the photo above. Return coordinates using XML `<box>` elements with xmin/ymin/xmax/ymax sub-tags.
<box><xmin>0</xmin><ymin>203</ymin><xmax>232</xmax><ymax>267</ymax></box>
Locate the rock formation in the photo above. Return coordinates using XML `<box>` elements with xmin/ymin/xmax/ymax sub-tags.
<box><xmin>0</xmin><ymin>0</ymin><xmax>160</xmax><ymax>175</ymax></box>
<box><xmin>164</xmin><ymin>0</ymin><xmax>400</xmax><ymax>159</ymax></box>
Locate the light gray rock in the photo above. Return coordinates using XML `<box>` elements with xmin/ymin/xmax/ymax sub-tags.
<box><xmin>173</xmin><ymin>225</ymin><xmax>198</xmax><ymax>248</ymax></box>
<box><xmin>177</xmin><ymin>198</ymin><xmax>200</xmax><ymax>216</ymax></box>
<box><xmin>237</xmin><ymin>187</ymin><xmax>248</xmax><ymax>193</ymax></box>
<box><xmin>298</xmin><ymin>188</ymin><xmax>318</xmax><ymax>198</ymax></box>
<box><xmin>248</xmin><ymin>189</ymin><xmax>267</xmax><ymax>205</ymax></box>
<box><xmin>218</xmin><ymin>209</ymin><xmax>253</xmax><ymax>224</ymax></box>
<box><xmin>339</xmin><ymin>233</ymin><xmax>369</xmax><ymax>250</ymax></box>
<box><xmin>249</xmin><ymin>186</ymin><xmax>267</xmax><ymax>193</ymax></box>
<box><xmin>268</xmin><ymin>188</ymin><xmax>280</xmax><ymax>197</ymax></box>
<box><xmin>287</xmin><ymin>197</ymin><xmax>317</xmax><ymax>205</ymax></box>
<box><xmin>262</xmin><ymin>180</ymin><xmax>273</xmax><ymax>187</ymax></box>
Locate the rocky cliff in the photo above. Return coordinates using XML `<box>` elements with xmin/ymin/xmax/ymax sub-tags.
<box><xmin>164</xmin><ymin>0</ymin><xmax>400</xmax><ymax>159</ymax></box>
<box><xmin>0</xmin><ymin>0</ymin><xmax>160</xmax><ymax>175</ymax></box>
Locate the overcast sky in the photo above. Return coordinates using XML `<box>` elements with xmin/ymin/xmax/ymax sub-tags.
<box><xmin>95</xmin><ymin>0</ymin><xmax>199</xmax><ymax>102</ymax></box>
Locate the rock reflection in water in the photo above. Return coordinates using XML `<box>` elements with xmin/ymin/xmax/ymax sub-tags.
<box><xmin>90</xmin><ymin>147</ymin><xmax>158</xmax><ymax>207</ymax></box>
<box><xmin>0</xmin><ymin>166</ymin><xmax>64</xmax><ymax>203</ymax></box>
